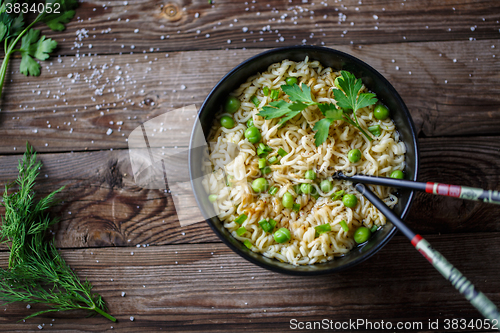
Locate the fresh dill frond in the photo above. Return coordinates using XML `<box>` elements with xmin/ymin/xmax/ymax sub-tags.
<box><xmin>0</xmin><ymin>143</ymin><xmax>116</xmax><ymax>322</ymax></box>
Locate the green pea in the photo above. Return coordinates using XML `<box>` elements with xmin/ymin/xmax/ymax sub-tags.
<box><xmin>320</xmin><ymin>180</ymin><xmax>333</xmax><ymax>193</ymax></box>
<box><xmin>390</xmin><ymin>170</ymin><xmax>404</xmax><ymax>179</ymax></box>
<box><xmin>220</xmin><ymin>116</ymin><xmax>235</xmax><ymax>129</ymax></box>
<box><xmin>305</xmin><ymin>169</ymin><xmax>316</xmax><ymax>180</ymax></box>
<box><xmin>354</xmin><ymin>226</ymin><xmax>372</xmax><ymax>244</ymax></box>
<box><xmin>300</xmin><ymin>183</ymin><xmax>312</xmax><ymax>194</ymax></box>
<box><xmin>348</xmin><ymin>148</ymin><xmax>361</xmax><ymax>163</ymax></box>
<box><xmin>225</xmin><ymin>96</ymin><xmax>240</xmax><ymax>114</ymax></box>
<box><xmin>251</xmin><ymin>177</ymin><xmax>268</xmax><ymax>193</ymax></box>
<box><xmin>246</xmin><ymin>118</ymin><xmax>254</xmax><ymax>128</ymax></box>
<box><xmin>282</xmin><ymin>192</ymin><xmax>294</xmax><ymax>209</ymax></box>
<box><xmin>273</xmin><ymin>227</ymin><xmax>291</xmax><ymax>243</ymax></box>
<box><xmin>373</xmin><ymin>104</ymin><xmax>390</xmax><ymax>120</ymax></box>
<box><xmin>342</xmin><ymin>194</ymin><xmax>358</xmax><ymax>208</ymax></box>
<box><xmin>244</xmin><ymin>126</ymin><xmax>261</xmax><ymax>144</ymax></box>
<box><xmin>285</xmin><ymin>77</ymin><xmax>298</xmax><ymax>86</ymax></box>
<box><xmin>208</xmin><ymin>194</ymin><xmax>218</xmax><ymax>203</ymax></box>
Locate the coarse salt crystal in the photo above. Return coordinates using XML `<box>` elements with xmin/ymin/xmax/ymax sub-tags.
<box><xmin>106</xmin><ymin>128</ymin><xmax>113</xmax><ymax>135</ymax></box>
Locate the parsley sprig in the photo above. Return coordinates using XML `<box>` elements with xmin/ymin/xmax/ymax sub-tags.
<box><xmin>0</xmin><ymin>143</ymin><xmax>115</xmax><ymax>322</ymax></box>
<box><xmin>257</xmin><ymin>71</ymin><xmax>378</xmax><ymax>146</ymax></box>
<box><xmin>0</xmin><ymin>0</ymin><xmax>78</xmax><ymax>99</ymax></box>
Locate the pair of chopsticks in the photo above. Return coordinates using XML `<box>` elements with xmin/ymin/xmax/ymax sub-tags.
<box><xmin>336</xmin><ymin>172</ymin><xmax>500</xmax><ymax>323</ymax></box>
<box><xmin>335</xmin><ymin>172</ymin><xmax>500</xmax><ymax>205</ymax></box>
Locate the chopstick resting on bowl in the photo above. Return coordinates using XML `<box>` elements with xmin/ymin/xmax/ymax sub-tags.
<box><xmin>354</xmin><ymin>183</ymin><xmax>500</xmax><ymax>324</ymax></box>
<box><xmin>334</xmin><ymin>172</ymin><xmax>500</xmax><ymax>205</ymax></box>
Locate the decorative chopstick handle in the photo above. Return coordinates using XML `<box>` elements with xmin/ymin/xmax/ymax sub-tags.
<box><xmin>342</xmin><ymin>173</ymin><xmax>500</xmax><ymax>205</ymax></box>
<box><xmin>425</xmin><ymin>182</ymin><xmax>500</xmax><ymax>205</ymax></box>
<box><xmin>354</xmin><ymin>183</ymin><xmax>500</xmax><ymax>324</ymax></box>
<box><xmin>411</xmin><ymin>234</ymin><xmax>500</xmax><ymax>323</ymax></box>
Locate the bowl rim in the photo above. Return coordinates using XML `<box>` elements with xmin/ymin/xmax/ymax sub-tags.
<box><xmin>189</xmin><ymin>45</ymin><xmax>420</xmax><ymax>275</ymax></box>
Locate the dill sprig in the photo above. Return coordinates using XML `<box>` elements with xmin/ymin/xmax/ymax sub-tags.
<box><xmin>0</xmin><ymin>143</ymin><xmax>116</xmax><ymax>322</ymax></box>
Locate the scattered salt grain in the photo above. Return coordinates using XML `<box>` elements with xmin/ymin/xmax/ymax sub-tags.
<box><xmin>121</xmin><ymin>292</ymin><xmax>126</xmax><ymax>297</ymax></box>
<box><xmin>106</xmin><ymin>128</ymin><xmax>113</xmax><ymax>135</ymax></box>
<box><xmin>130</xmin><ymin>316</ymin><xmax>135</xmax><ymax>321</ymax></box>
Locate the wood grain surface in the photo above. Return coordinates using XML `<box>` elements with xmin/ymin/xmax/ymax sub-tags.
<box><xmin>1</xmin><ymin>40</ymin><xmax>500</xmax><ymax>154</ymax></box>
<box><xmin>22</xmin><ymin>0</ymin><xmax>500</xmax><ymax>55</ymax></box>
<box><xmin>1</xmin><ymin>0</ymin><xmax>500</xmax><ymax>331</ymax></box>
<box><xmin>1</xmin><ymin>233</ymin><xmax>500</xmax><ymax>332</ymax></box>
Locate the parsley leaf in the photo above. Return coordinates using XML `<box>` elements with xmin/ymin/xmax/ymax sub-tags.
<box><xmin>32</xmin><ymin>36</ymin><xmax>58</xmax><ymax>61</ymax></box>
<box><xmin>19</xmin><ymin>30</ymin><xmax>57</xmax><ymax>76</ymax></box>
<box><xmin>333</xmin><ymin>70</ymin><xmax>378</xmax><ymax>112</ymax></box>
<box><xmin>281</xmin><ymin>83</ymin><xmax>315</xmax><ymax>104</ymax></box>
<box><xmin>259</xmin><ymin>100</ymin><xmax>294</xmax><ymax>119</ymax></box>
<box><xmin>41</xmin><ymin>0</ymin><xmax>78</xmax><ymax>32</ymax></box>
<box><xmin>0</xmin><ymin>0</ymin><xmax>77</xmax><ymax>98</ymax></box>
<box><xmin>258</xmin><ymin>100</ymin><xmax>308</xmax><ymax>123</ymax></box>
<box><xmin>0</xmin><ymin>22</ymin><xmax>6</xmax><ymax>42</ymax></box>
<box><xmin>313</xmin><ymin>118</ymin><xmax>334</xmax><ymax>147</ymax></box>
<box><xmin>318</xmin><ymin>103</ymin><xmax>343</xmax><ymax>120</ymax></box>
<box><xmin>20</xmin><ymin>54</ymin><xmax>40</xmax><ymax>76</ymax></box>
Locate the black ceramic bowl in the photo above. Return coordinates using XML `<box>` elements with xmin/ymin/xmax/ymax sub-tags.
<box><xmin>190</xmin><ymin>46</ymin><xmax>419</xmax><ymax>275</ymax></box>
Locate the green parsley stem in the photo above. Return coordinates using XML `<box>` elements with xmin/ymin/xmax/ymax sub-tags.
<box><xmin>0</xmin><ymin>14</ymin><xmax>41</xmax><ymax>99</ymax></box>
<box><xmin>0</xmin><ymin>50</ymin><xmax>12</xmax><ymax>97</ymax></box>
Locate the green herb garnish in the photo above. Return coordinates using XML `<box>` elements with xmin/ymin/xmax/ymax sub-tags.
<box><xmin>314</xmin><ymin>223</ymin><xmax>332</xmax><ymax>237</ymax></box>
<box><xmin>267</xmin><ymin>156</ymin><xmax>278</xmax><ymax>165</ymax></box>
<box><xmin>258</xmin><ymin>219</ymin><xmax>276</xmax><ymax>233</ymax></box>
<box><xmin>251</xmin><ymin>95</ymin><xmax>260</xmax><ymax>107</ymax></box>
<box><xmin>263</xmin><ymin>86</ymin><xmax>270</xmax><ymax>96</ymax></box>
<box><xmin>234</xmin><ymin>214</ymin><xmax>248</xmax><ymax>225</ymax></box>
<box><xmin>0</xmin><ymin>143</ymin><xmax>115</xmax><ymax>322</ymax></box>
<box><xmin>0</xmin><ymin>0</ymin><xmax>78</xmax><ymax>99</ymax></box>
<box><xmin>257</xmin><ymin>71</ymin><xmax>378</xmax><ymax>146</ymax></box>
<box><xmin>331</xmin><ymin>190</ymin><xmax>345</xmax><ymax>201</ymax></box>
<box><xmin>270</xmin><ymin>89</ymin><xmax>279</xmax><ymax>100</ymax></box>
<box><xmin>339</xmin><ymin>220</ymin><xmax>349</xmax><ymax>232</ymax></box>
<box><xmin>236</xmin><ymin>226</ymin><xmax>247</xmax><ymax>236</ymax></box>
<box><xmin>368</xmin><ymin>124</ymin><xmax>382</xmax><ymax>137</ymax></box>
<box><xmin>277</xmin><ymin>148</ymin><xmax>288</xmax><ymax>157</ymax></box>
<box><xmin>268</xmin><ymin>186</ymin><xmax>279</xmax><ymax>196</ymax></box>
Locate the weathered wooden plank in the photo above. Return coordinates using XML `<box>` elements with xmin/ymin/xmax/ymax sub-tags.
<box><xmin>0</xmin><ymin>135</ymin><xmax>498</xmax><ymax>249</ymax></box>
<box><xmin>0</xmin><ymin>39</ymin><xmax>500</xmax><ymax>154</ymax></box>
<box><xmin>0</xmin><ymin>233</ymin><xmax>499</xmax><ymax>331</ymax></box>
<box><xmin>12</xmin><ymin>0</ymin><xmax>500</xmax><ymax>57</ymax></box>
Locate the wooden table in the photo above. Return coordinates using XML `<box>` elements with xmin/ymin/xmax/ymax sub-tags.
<box><xmin>1</xmin><ymin>0</ymin><xmax>500</xmax><ymax>331</ymax></box>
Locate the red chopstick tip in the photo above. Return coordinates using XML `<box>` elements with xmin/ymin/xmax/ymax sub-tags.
<box><xmin>411</xmin><ymin>234</ymin><xmax>423</xmax><ymax>247</ymax></box>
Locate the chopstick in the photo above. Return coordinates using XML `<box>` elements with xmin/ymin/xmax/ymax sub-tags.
<box><xmin>335</xmin><ymin>172</ymin><xmax>500</xmax><ymax>205</ymax></box>
<box><xmin>354</xmin><ymin>183</ymin><xmax>500</xmax><ymax>323</ymax></box>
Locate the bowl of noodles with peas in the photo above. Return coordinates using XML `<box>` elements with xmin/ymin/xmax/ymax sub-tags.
<box><xmin>189</xmin><ymin>46</ymin><xmax>419</xmax><ymax>275</ymax></box>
